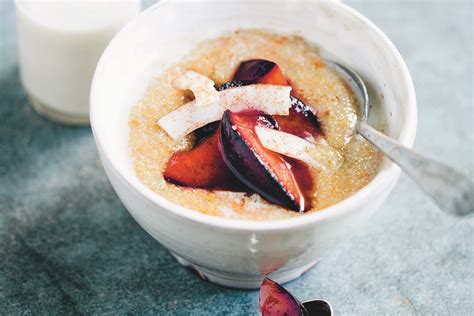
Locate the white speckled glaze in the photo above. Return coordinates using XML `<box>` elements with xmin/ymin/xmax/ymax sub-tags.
<box><xmin>90</xmin><ymin>0</ymin><xmax>417</xmax><ymax>289</ymax></box>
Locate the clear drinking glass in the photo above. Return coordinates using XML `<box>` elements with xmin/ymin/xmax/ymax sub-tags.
<box><xmin>15</xmin><ymin>0</ymin><xmax>141</xmax><ymax>125</ymax></box>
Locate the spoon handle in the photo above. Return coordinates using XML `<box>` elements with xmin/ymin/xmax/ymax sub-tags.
<box><xmin>357</xmin><ymin>122</ymin><xmax>474</xmax><ymax>217</ymax></box>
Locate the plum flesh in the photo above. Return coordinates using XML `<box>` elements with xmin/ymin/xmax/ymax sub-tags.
<box><xmin>274</xmin><ymin>96</ymin><xmax>322</xmax><ymax>140</ymax></box>
<box><xmin>163</xmin><ymin>126</ymin><xmax>246</xmax><ymax>191</ymax></box>
<box><xmin>260</xmin><ymin>278</ymin><xmax>308</xmax><ymax>316</ymax></box>
<box><xmin>219</xmin><ymin>110</ymin><xmax>312</xmax><ymax>211</ymax></box>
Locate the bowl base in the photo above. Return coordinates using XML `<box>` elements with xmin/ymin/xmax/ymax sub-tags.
<box><xmin>171</xmin><ymin>252</ymin><xmax>319</xmax><ymax>289</ymax></box>
<box><xmin>27</xmin><ymin>92</ymin><xmax>90</xmax><ymax>126</ymax></box>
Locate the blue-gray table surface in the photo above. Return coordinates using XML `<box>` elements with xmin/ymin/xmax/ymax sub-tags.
<box><xmin>1</xmin><ymin>1</ymin><xmax>473</xmax><ymax>315</ymax></box>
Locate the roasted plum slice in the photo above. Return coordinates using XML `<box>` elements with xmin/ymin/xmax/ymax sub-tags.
<box><xmin>233</xmin><ymin>59</ymin><xmax>322</xmax><ymax>140</ymax></box>
<box><xmin>260</xmin><ymin>278</ymin><xmax>308</xmax><ymax>316</ymax></box>
<box><xmin>274</xmin><ymin>96</ymin><xmax>322</xmax><ymax>140</ymax></box>
<box><xmin>233</xmin><ymin>59</ymin><xmax>288</xmax><ymax>86</ymax></box>
<box><xmin>163</xmin><ymin>126</ymin><xmax>246</xmax><ymax>191</ymax></box>
<box><xmin>219</xmin><ymin>110</ymin><xmax>312</xmax><ymax>211</ymax></box>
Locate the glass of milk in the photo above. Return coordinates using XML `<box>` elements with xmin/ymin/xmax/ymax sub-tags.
<box><xmin>15</xmin><ymin>0</ymin><xmax>141</xmax><ymax>125</ymax></box>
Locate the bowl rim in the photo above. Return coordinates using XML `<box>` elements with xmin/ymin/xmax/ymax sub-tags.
<box><xmin>90</xmin><ymin>0</ymin><xmax>417</xmax><ymax>232</ymax></box>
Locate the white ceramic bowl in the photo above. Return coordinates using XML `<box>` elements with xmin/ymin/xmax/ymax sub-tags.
<box><xmin>90</xmin><ymin>0</ymin><xmax>416</xmax><ymax>289</ymax></box>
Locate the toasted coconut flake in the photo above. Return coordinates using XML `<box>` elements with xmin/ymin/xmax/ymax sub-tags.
<box><xmin>158</xmin><ymin>84</ymin><xmax>292</xmax><ymax>140</ymax></box>
<box><xmin>255</xmin><ymin>126</ymin><xmax>343</xmax><ymax>172</ymax></box>
<box><xmin>172</xmin><ymin>71</ymin><xmax>219</xmax><ymax>108</ymax></box>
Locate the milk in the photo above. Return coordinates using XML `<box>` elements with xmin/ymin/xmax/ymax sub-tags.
<box><xmin>15</xmin><ymin>0</ymin><xmax>141</xmax><ymax>125</ymax></box>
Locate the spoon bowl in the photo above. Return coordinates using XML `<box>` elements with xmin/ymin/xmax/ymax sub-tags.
<box><xmin>302</xmin><ymin>299</ymin><xmax>333</xmax><ymax>316</ymax></box>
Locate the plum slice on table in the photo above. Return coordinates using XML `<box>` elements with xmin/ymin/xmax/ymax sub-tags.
<box><xmin>260</xmin><ymin>278</ymin><xmax>308</xmax><ymax>316</ymax></box>
<box><xmin>233</xmin><ymin>59</ymin><xmax>322</xmax><ymax>140</ymax></box>
<box><xmin>219</xmin><ymin>110</ymin><xmax>313</xmax><ymax>212</ymax></box>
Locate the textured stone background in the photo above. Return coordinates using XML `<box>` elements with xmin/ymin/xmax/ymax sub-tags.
<box><xmin>0</xmin><ymin>0</ymin><xmax>473</xmax><ymax>315</ymax></box>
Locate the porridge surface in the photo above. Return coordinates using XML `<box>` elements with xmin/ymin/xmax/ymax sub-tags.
<box><xmin>129</xmin><ymin>30</ymin><xmax>382</xmax><ymax>220</ymax></box>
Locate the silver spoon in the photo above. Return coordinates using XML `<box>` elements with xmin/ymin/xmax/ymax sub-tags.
<box><xmin>325</xmin><ymin>60</ymin><xmax>473</xmax><ymax>217</ymax></box>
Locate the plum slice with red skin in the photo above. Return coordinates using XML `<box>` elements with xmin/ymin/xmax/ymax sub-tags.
<box><xmin>274</xmin><ymin>97</ymin><xmax>322</xmax><ymax>140</ymax></box>
<box><xmin>260</xmin><ymin>278</ymin><xmax>308</xmax><ymax>316</ymax></box>
<box><xmin>233</xmin><ymin>59</ymin><xmax>322</xmax><ymax>140</ymax></box>
<box><xmin>234</xmin><ymin>59</ymin><xmax>289</xmax><ymax>86</ymax></box>
<box><xmin>163</xmin><ymin>125</ymin><xmax>246</xmax><ymax>191</ymax></box>
<box><xmin>219</xmin><ymin>110</ymin><xmax>312</xmax><ymax>211</ymax></box>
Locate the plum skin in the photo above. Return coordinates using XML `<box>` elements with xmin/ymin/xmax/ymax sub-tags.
<box><xmin>218</xmin><ymin>110</ymin><xmax>307</xmax><ymax>211</ymax></box>
<box><xmin>233</xmin><ymin>59</ymin><xmax>276</xmax><ymax>83</ymax></box>
<box><xmin>260</xmin><ymin>278</ymin><xmax>308</xmax><ymax>316</ymax></box>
